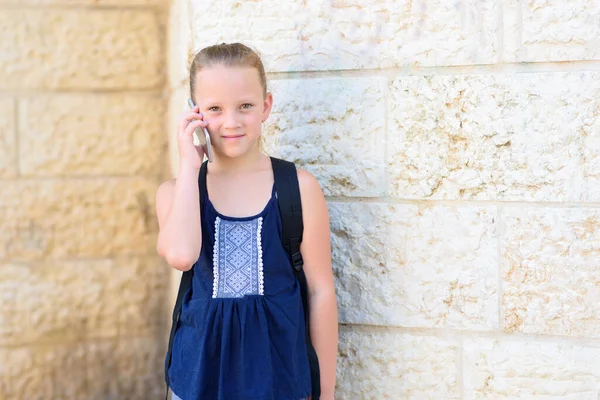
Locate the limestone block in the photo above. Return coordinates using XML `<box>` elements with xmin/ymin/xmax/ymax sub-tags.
<box><xmin>1</xmin><ymin>343</ymin><xmax>87</xmax><ymax>399</ymax></box>
<box><xmin>389</xmin><ymin>72</ymin><xmax>600</xmax><ymax>201</ymax></box>
<box><xmin>464</xmin><ymin>337</ymin><xmax>600</xmax><ymax>399</ymax></box>
<box><xmin>1</xmin><ymin>0</ymin><xmax>165</xmax><ymax>5</ymax></box>
<box><xmin>301</xmin><ymin>165</ymin><xmax>386</xmax><ymax>198</ymax></box>
<box><xmin>502</xmin><ymin>207</ymin><xmax>600</xmax><ymax>338</ymax></box>
<box><xmin>337</xmin><ymin>327</ymin><xmax>459</xmax><ymax>399</ymax></box>
<box><xmin>86</xmin><ymin>338</ymin><xmax>165</xmax><ymax>399</ymax></box>
<box><xmin>1</xmin><ymin>338</ymin><xmax>164</xmax><ymax>399</ymax></box>
<box><xmin>0</xmin><ymin>9</ymin><xmax>162</xmax><ymax>89</ymax></box>
<box><xmin>0</xmin><ymin>178</ymin><xmax>157</xmax><ymax>260</ymax></box>
<box><xmin>168</xmin><ymin>0</ymin><xmax>194</xmax><ymax>88</ymax></box>
<box><xmin>166</xmin><ymin>86</ymin><xmax>190</xmax><ymax>178</ymax></box>
<box><xmin>503</xmin><ymin>0</ymin><xmax>600</xmax><ymax>62</ymax></box>
<box><xmin>263</xmin><ymin>77</ymin><xmax>386</xmax><ymax>197</ymax></box>
<box><xmin>0</xmin><ymin>97</ymin><xmax>17</xmax><ymax>178</ymax></box>
<box><xmin>580</xmin><ymin>108</ymin><xmax>600</xmax><ymax>202</ymax></box>
<box><xmin>330</xmin><ymin>202</ymin><xmax>499</xmax><ymax>330</ymax></box>
<box><xmin>118</xmin><ymin>257</ymin><xmax>170</xmax><ymax>336</ymax></box>
<box><xmin>19</xmin><ymin>94</ymin><xmax>166</xmax><ymax>177</ymax></box>
<box><xmin>0</xmin><ymin>256</ymin><xmax>167</xmax><ymax>346</ymax></box>
<box><xmin>191</xmin><ymin>0</ymin><xmax>498</xmax><ymax>71</ymax></box>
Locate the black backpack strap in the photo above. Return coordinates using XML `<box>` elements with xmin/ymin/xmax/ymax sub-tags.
<box><xmin>164</xmin><ymin>161</ymin><xmax>208</xmax><ymax>399</ymax></box>
<box><xmin>271</xmin><ymin>158</ymin><xmax>304</xmax><ymax>271</ymax></box>
<box><xmin>270</xmin><ymin>157</ymin><xmax>321</xmax><ymax>400</ymax></box>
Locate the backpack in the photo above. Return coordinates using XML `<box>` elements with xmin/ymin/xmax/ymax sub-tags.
<box><xmin>164</xmin><ymin>157</ymin><xmax>321</xmax><ymax>400</ymax></box>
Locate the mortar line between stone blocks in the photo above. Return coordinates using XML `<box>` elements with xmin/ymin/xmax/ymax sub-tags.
<box><xmin>2</xmin><ymin>254</ymin><xmax>160</xmax><ymax>265</ymax></box>
<box><xmin>2</xmin><ymin>333</ymin><xmax>159</xmax><ymax>351</ymax></box>
<box><xmin>338</xmin><ymin>323</ymin><xmax>600</xmax><ymax>347</ymax></box>
<box><xmin>267</xmin><ymin>60</ymin><xmax>600</xmax><ymax>81</ymax></box>
<box><xmin>497</xmin><ymin>206</ymin><xmax>504</xmax><ymax>331</ymax></box>
<box><xmin>325</xmin><ymin>196</ymin><xmax>600</xmax><ymax>209</ymax></box>
<box><xmin>0</xmin><ymin>175</ymin><xmax>166</xmax><ymax>182</ymax></box>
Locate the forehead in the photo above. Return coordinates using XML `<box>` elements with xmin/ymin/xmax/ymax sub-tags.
<box><xmin>194</xmin><ymin>65</ymin><xmax>263</xmax><ymax>101</ymax></box>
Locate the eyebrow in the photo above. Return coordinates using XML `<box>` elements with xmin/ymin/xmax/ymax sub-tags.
<box><xmin>203</xmin><ymin>98</ymin><xmax>258</xmax><ymax>105</ymax></box>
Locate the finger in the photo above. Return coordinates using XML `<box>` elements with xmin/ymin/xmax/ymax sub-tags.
<box><xmin>182</xmin><ymin>119</ymin><xmax>208</xmax><ymax>139</ymax></box>
<box><xmin>185</xmin><ymin>108</ymin><xmax>203</xmax><ymax>119</ymax></box>
<box><xmin>177</xmin><ymin>110</ymin><xmax>204</xmax><ymax>133</ymax></box>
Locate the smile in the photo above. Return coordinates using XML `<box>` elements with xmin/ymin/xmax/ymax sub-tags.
<box><xmin>222</xmin><ymin>135</ymin><xmax>245</xmax><ymax>140</ymax></box>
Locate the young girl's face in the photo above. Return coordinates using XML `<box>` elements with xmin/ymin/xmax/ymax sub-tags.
<box><xmin>193</xmin><ymin>65</ymin><xmax>272</xmax><ymax>160</ymax></box>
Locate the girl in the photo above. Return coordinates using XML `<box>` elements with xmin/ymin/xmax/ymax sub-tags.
<box><xmin>155</xmin><ymin>43</ymin><xmax>338</xmax><ymax>400</ymax></box>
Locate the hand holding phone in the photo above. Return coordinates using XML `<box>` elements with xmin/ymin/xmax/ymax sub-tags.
<box><xmin>187</xmin><ymin>98</ymin><xmax>214</xmax><ymax>163</ymax></box>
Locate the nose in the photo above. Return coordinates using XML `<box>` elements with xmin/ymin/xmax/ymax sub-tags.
<box><xmin>222</xmin><ymin>110</ymin><xmax>241</xmax><ymax>130</ymax></box>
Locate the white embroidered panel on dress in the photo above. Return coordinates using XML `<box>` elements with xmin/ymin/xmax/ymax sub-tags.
<box><xmin>213</xmin><ymin>216</ymin><xmax>264</xmax><ymax>298</ymax></box>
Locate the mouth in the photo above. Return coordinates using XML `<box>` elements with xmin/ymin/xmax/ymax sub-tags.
<box><xmin>222</xmin><ymin>134</ymin><xmax>245</xmax><ymax>140</ymax></box>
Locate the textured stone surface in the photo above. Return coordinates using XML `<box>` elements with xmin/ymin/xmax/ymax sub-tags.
<box><xmin>1</xmin><ymin>0</ymin><xmax>165</xmax><ymax>5</ymax></box>
<box><xmin>191</xmin><ymin>0</ymin><xmax>498</xmax><ymax>71</ymax></box>
<box><xmin>503</xmin><ymin>0</ymin><xmax>600</xmax><ymax>62</ymax></box>
<box><xmin>1</xmin><ymin>337</ymin><xmax>164</xmax><ymax>399</ymax></box>
<box><xmin>502</xmin><ymin>207</ymin><xmax>600</xmax><ymax>338</ymax></box>
<box><xmin>263</xmin><ymin>77</ymin><xmax>386</xmax><ymax>197</ymax></box>
<box><xmin>464</xmin><ymin>337</ymin><xmax>600</xmax><ymax>399</ymax></box>
<box><xmin>19</xmin><ymin>94</ymin><xmax>167</xmax><ymax>176</ymax></box>
<box><xmin>167</xmin><ymin>87</ymin><xmax>191</xmax><ymax>178</ymax></box>
<box><xmin>0</xmin><ymin>3</ymin><xmax>168</xmax><ymax>400</ymax></box>
<box><xmin>86</xmin><ymin>337</ymin><xmax>165</xmax><ymax>400</ymax></box>
<box><xmin>19</xmin><ymin>94</ymin><xmax>166</xmax><ymax>177</ymax></box>
<box><xmin>1</xmin><ymin>343</ymin><xmax>88</xmax><ymax>399</ymax></box>
<box><xmin>580</xmin><ymin>105</ymin><xmax>600</xmax><ymax>202</ymax></box>
<box><xmin>0</xmin><ymin>9</ymin><xmax>162</xmax><ymax>89</ymax></box>
<box><xmin>388</xmin><ymin>72</ymin><xmax>600</xmax><ymax>201</ymax></box>
<box><xmin>168</xmin><ymin>0</ymin><xmax>193</xmax><ymax>88</ymax></box>
<box><xmin>0</xmin><ymin>257</ymin><xmax>168</xmax><ymax>346</ymax></box>
<box><xmin>0</xmin><ymin>97</ymin><xmax>17</xmax><ymax>178</ymax></box>
<box><xmin>330</xmin><ymin>202</ymin><xmax>499</xmax><ymax>330</ymax></box>
<box><xmin>0</xmin><ymin>178</ymin><xmax>157</xmax><ymax>260</ymax></box>
<box><xmin>337</xmin><ymin>327</ymin><xmax>459</xmax><ymax>399</ymax></box>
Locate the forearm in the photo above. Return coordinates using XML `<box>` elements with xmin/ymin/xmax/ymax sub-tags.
<box><xmin>157</xmin><ymin>165</ymin><xmax>202</xmax><ymax>270</ymax></box>
<box><xmin>309</xmin><ymin>287</ymin><xmax>338</xmax><ymax>399</ymax></box>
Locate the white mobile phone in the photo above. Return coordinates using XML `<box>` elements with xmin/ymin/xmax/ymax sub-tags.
<box><xmin>187</xmin><ymin>98</ymin><xmax>214</xmax><ymax>163</ymax></box>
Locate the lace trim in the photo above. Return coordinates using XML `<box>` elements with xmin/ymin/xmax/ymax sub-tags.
<box><xmin>212</xmin><ymin>216</ymin><xmax>221</xmax><ymax>298</ymax></box>
<box><xmin>257</xmin><ymin>217</ymin><xmax>264</xmax><ymax>295</ymax></box>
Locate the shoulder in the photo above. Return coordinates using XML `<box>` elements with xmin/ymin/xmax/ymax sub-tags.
<box><xmin>296</xmin><ymin>169</ymin><xmax>327</xmax><ymax>215</ymax></box>
<box><xmin>297</xmin><ymin>169</ymin><xmax>323</xmax><ymax>197</ymax></box>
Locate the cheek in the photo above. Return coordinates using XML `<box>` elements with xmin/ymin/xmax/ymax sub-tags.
<box><xmin>245</xmin><ymin>113</ymin><xmax>262</xmax><ymax>126</ymax></box>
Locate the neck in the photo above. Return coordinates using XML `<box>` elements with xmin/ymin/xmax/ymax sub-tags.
<box><xmin>210</xmin><ymin>148</ymin><xmax>267</xmax><ymax>174</ymax></box>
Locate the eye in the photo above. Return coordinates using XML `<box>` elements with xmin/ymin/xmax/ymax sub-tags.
<box><xmin>241</xmin><ymin>103</ymin><xmax>253</xmax><ymax>109</ymax></box>
<box><xmin>208</xmin><ymin>106</ymin><xmax>220</xmax><ymax>112</ymax></box>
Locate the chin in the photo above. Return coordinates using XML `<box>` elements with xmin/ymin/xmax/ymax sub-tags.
<box><xmin>217</xmin><ymin>145</ymin><xmax>256</xmax><ymax>159</ymax></box>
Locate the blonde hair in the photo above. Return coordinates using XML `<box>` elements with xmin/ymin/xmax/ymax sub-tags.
<box><xmin>189</xmin><ymin>42</ymin><xmax>268</xmax><ymax>100</ymax></box>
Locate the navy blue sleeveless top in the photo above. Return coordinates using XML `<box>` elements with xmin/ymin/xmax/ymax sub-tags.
<box><xmin>167</xmin><ymin>181</ymin><xmax>312</xmax><ymax>400</ymax></box>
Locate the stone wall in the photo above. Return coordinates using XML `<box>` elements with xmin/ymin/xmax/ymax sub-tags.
<box><xmin>181</xmin><ymin>0</ymin><xmax>600</xmax><ymax>398</ymax></box>
<box><xmin>1</xmin><ymin>0</ymin><xmax>170</xmax><ymax>398</ymax></box>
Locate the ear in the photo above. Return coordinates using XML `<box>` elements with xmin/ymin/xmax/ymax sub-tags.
<box><xmin>261</xmin><ymin>92</ymin><xmax>273</xmax><ymax>122</ymax></box>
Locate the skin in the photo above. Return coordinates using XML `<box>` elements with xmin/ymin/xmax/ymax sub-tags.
<box><xmin>155</xmin><ymin>64</ymin><xmax>338</xmax><ymax>399</ymax></box>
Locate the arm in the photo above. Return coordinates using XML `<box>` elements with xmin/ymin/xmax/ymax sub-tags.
<box><xmin>155</xmin><ymin>165</ymin><xmax>202</xmax><ymax>271</ymax></box>
<box><xmin>298</xmin><ymin>169</ymin><xmax>338</xmax><ymax>400</ymax></box>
